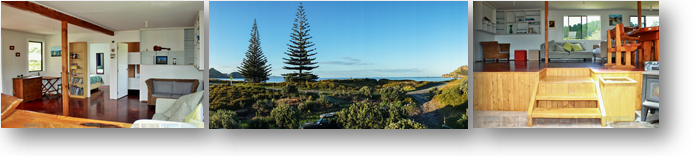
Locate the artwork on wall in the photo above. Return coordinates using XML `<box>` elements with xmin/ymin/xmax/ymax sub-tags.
<box><xmin>549</xmin><ymin>20</ymin><xmax>556</xmax><ymax>28</ymax></box>
<box><xmin>609</xmin><ymin>14</ymin><xmax>623</xmax><ymax>26</ymax></box>
<box><xmin>155</xmin><ymin>56</ymin><xmax>168</xmax><ymax>64</ymax></box>
<box><xmin>50</xmin><ymin>46</ymin><xmax>62</xmax><ymax>57</ymax></box>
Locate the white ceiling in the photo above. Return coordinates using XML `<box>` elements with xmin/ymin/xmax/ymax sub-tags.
<box><xmin>486</xmin><ymin>1</ymin><xmax>659</xmax><ymax>10</ymax></box>
<box><xmin>2</xmin><ymin>1</ymin><xmax>203</xmax><ymax>35</ymax></box>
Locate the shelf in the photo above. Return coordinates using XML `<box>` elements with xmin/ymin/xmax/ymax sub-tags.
<box><xmin>475</xmin><ymin>29</ymin><xmax>496</xmax><ymax>35</ymax></box>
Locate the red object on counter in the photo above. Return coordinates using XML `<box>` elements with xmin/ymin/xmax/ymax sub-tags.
<box><xmin>515</xmin><ymin>50</ymin><xmax>527</xmax><ymax>61</ymax></box>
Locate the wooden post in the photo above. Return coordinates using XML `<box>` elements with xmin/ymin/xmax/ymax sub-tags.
<box><xmin>61</xmin><ymin>21</ymin><xmax>69</xmax><ymax>116</ymax></box>
<box><xmin>637</xmin><ymin>1</ymin><xmax>642</xmax><ymax>28</ymax></box>
<box><xmin>544</xmin><ymin>1</ymin><xmax>549</xmax><ymax>66</ymax></box>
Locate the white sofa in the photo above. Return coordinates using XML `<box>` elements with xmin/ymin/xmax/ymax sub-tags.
<box><xmin>131</xmin><ymin>91</ymin><xmax>204</xmax><ymax>128</ymax></box>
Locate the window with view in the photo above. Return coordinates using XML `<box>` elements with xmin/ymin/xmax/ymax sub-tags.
<box><xmin>630</xmin><ymin>16</ymin><xmax>659</xmax><ymax>27</ymax></box>
<box><xmin>28</xmin><ymin>41</ymin><xmax>43</xmax><ymax>72</ymax></box>
<box><xmin>563</xmin><ymin>15</ymin><xmax>601</xmax><ymax>40</ymax></box>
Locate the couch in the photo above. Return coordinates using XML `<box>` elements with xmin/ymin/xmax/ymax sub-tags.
<box><xmin>539</xmin><ymin>40</ymin><xmax>594</xmax><ymax>60</ymax></box>
<box><xmin>134</xmin><ymin>90</ymin><xmax>204</xmax><ymax>128</ymax></box>
<box><xmin>145</xmin><ymin>78</ymin><xmax>200</xmax><ymax>106</ymax></box>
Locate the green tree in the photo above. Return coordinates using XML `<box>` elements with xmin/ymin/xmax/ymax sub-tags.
<box><xmin>238</xmin><ymin>19</ymin><xmax>272</xmax><ymax>83</ymax></box>
<box><xmin>282</xmin><ymin>3</ymin><xmax>319</xmax><ymax>82</ymax></box>
<box><xmin>270</xmin><ymin>103</ymin><xmax>301</xmax><ymax>129</ymax></box>
<box><xmin>336</xmin><ymin>102</ymin><xmax>384</xmax><ymax>129</ymax></box>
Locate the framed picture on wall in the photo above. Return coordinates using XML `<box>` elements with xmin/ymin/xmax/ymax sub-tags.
<box><xmin>155</xmin><ymin>56</ymin><xmax>168</xmax><ymax>64</ymax></box>
<box><xmin>50</xmin><ymin>46</ymin><xmax>62</xmax><ymax>57</ymax></box>
<box><xmin>549</xmin><ymin>20</ymin><xmax>556</xmax><ymax>28</ymax></box>
<box><xmin>609</xmin><ymin>14</ymin><xmax>622</xmax><ymax>26</ymax></box>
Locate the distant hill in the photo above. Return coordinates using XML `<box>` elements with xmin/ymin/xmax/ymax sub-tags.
<box><xmin>209</xmin><ymin>68</ymin><xmax>244</xmax><ymax>78</ymax></box>
<box><xmin>441</xmin><ymin>65</ymin><xmax>468</xmax><ymax>78</ymax></box>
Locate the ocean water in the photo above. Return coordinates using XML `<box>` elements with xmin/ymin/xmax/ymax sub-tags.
<box><xmin>214</xmin><ymin>77</ymin><xmax>456</xmax><ymax>83</ymax></box>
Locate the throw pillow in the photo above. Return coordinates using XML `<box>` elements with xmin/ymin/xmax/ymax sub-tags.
<box><xmin>184</xmin><ymin>103</ymin><xmax>204</xmax><ymax>128</ymax></box>
<box><xmin>547</xmin><ymin>40</ymin><xmax>556</xmax><ymax>51</ymax></box>
<box><xmin>563</xmin><ymin>42</ymin><xmax>574</xmax><ymax>52</ymax></box>
<box><xmin>578</xmin><ymin>42</ymin><xmax>587</xmax><ymax>51</ymax></box>
<box><xmin>556</xmin><ymin>45</ymin><xmax>566</xmax><ymax>52</ymax></box>
<box><xmin>571</xmin><ymin>43</ymin><xmax>584</xmax><ymax>51</ymax></box>
<box><xmin>163</xmin><ymin>91</ymin><xmax>203</xmax><ymax>118</ymax></box>
<box><xmin>168</xmin><ymin>91</ymin><xmax>204</xmax><ymax>122</ymax></box>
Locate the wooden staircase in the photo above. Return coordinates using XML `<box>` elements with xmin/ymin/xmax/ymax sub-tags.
<box><xmin>527</xmin><ymin>70</ymin><xmax>607</xmax><ymax>127</ymax></box>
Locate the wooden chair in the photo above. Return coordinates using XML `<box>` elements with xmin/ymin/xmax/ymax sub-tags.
<box><xmin>605</xmin><ymin>23</ymin><xmax>641</xmax><ymax>69</ymax></box>
<box><xmin>2</xmin><ymin>93</ymin><xmax>24</xmax><ymax>120</ymax></box>
<box><xmin>481</xmin><ymin>41</ymin><xmax>510</xmax><ymax>62</ymax></box>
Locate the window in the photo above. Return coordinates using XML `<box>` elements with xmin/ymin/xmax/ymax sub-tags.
<box><xmin>563</xmin><ymin>15</ymin><xmax>601</xmax><ymax>40</ymax></box>
<box><xmin>28</xmin><ymin>41</ymin><xmax>43</xmax><ymax>71</ymax></box>
<box><xmin>630</xmin><ymin>16</ymin><xmax>659</xmax><ymax>27</ymax></box>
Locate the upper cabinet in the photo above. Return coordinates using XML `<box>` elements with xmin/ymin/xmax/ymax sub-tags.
<box><xmin>194</xmin><ymin>10</ymin><xmax>205</xmax><ymax>71</ymax></box>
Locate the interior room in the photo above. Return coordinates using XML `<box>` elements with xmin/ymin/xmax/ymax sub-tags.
<box><xmin>1</xmin><ymin>1</ymin><xmax>205</xmax><ymax>128</ymax></box>
<box><xmin>472</xmin><ymin>1</ymin><xmax>659</xmax><ymax>128</ymax></box>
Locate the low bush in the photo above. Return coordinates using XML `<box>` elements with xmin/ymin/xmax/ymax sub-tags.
<box><xmin>298</xmin><ymin>100</ymin><xmax>315</xmax><ymax>113</ymax></box>
<box><xmin>209</xmin><ymin>84</ymin><xmax>281</xmax><ymax>111</ymax></box>
<box><xmin>358</xmin><ymin>86</ymin><xmax>374</xmax><ymax>97</ymax></box>
<box><xmin>456</xmin><ymin>110</ymin><xmax>468</xmax><ymax>129</ymax></box>
<box><xmin>247</xmin><ymin>117</ymin><xmax>271</xmax><ymax>129</ymax></box>
<box><xmin>270</xmin><ymin>103</ymin><xmax>301</xmax><ymax>129</ymax></box>
<box><xmin>210</xmin><ymin>109</ymin><xmax>240</xmax><ymax>129</ymax></box>
<box><xmin>379</xmin><ymin>86</ymin><xmax>406</xmax><ymax>102</ymax></box>
<box><xmin>281</xmin><ymin>84</ymin><xmax>299</xmax><ymax>96</ymax></box>
<box><xmin>385</xmin><ymin>119</ymin><xmax>428</xmax><ymax>129</ymax></box>
<box><xmin>336</xmin><ymin>102</ymin><xmax>411</xmax><ymax>129</ymax></box>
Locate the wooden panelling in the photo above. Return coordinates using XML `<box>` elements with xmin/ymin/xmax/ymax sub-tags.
<box><xmin>474</xmin><ymin>68</ymin><xmax>644</xmax><ymax>111</ymax></box>
<box><xmin>599</xmin><ymin>77</ymin><xmax>637</xmax><ymax>122</ymax></box>
<box><xmin>126</xmin><ymin>42</ymin><xmax>140</xmax><ymax>52</ymax></box>
<box><xmin>473</xmin><ymin>72</ymin><xmax>538</xmax><ymax>111</ymax></box>
<box><xmin>592</xmin><ymin>71</ymin><xmax>644</xmax><ymax>110</ymax></box>
<box><xmin>545</xmin><ymin>68</ymin><xmax>590</xmax><ymax>77</ymax></box>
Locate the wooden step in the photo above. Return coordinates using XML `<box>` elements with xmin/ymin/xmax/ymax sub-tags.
<box><xmin>536</xmin><ymin>93</ymin><xmax>598</xmax><ymax>101</ymax></box>
<box><xmin>531</xmin><ymin>108</ymin><xmax>602</xmax><ymax>118</ymax></box>
<box><xmin>540</xmin><ymin>76</ymin><xmax>594</xmax><ymax>84</ymax></box>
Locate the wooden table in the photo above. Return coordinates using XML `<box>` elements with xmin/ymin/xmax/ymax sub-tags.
<box><xmin>41</xmin><ymin>76</ymin><xmax>61</xmax><ymax>98</ymax></box>
<box><xmin>1</xmin><ymin>110</ymin><xmax>133</xmax><ymax>128</ymax></box>
<box><xmin>628</xmin><ymin>26</ymin><xmax>659</xmax><ymax>63</ymax></box>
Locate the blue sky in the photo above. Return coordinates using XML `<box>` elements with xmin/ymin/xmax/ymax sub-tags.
<box><xmin>210</xmin><ymin>1</ymin><xmax>467</xmax><ymax>78</ymax></box>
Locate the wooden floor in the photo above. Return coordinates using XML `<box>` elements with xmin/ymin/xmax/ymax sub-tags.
<box><xmin>16</xmin><ymin>86</ymin><xmax>153</xmax><ymax>123</ymax></box>
<box><xmin>474</xmin><ymin>60</ymin><xmax>644</xmax><ymax>72</ymax></box>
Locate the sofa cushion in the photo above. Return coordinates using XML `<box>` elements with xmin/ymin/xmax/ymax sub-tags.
<box><xmin>173</xmin><ymin>81</ymin><xmax>194</xmax><ymax>95</ymax></box>
<box><xmin>152</xmin><ymin>113</ymin><xmax>168</xmax><ymax>121</ymax></box>
<box><xmin>570</xmin><ymin>51</ymin><xmax>593</xmax><ymax>55</ymax></box>
<box><xmin>171</xmin><ymin>94</ymin><xmax>186</xmax><ymax>99</ymax></box>
<box><xmin>184</xmin><ymin>103</ymin><xmax>204</xmax><ymax>128</ymax></box>
<box><xmin>547</xmin><ymin>40</ymin><xmax>556</xmax><ymax>51</ymax></box>
<box><xmin>571</xmin><ymin>43</ymin><xmax>584</xmax><ymax>51</ymax></box>
<box><xmin>165</xmin><ymin>91</ymin><xmax>204</xmax><ymax>122</ymax></box>
<box><xmin>153</xmin><ymin>81</ymin><xmax>173</xmax><ymax>94</ymax></box>
<box><xmin>563</xmin><ymin>42</ymin><xmax>573</xmax><ymax>52</ymax></box>
<box><xmin>152</xmin><ymin>93</ymin><xmax>173</xmax><ymax>98</ymax></box>
<box><xmin>556</xmin><ymin>45</ymin><xmax>566</xmax><ymax>52</ymax></box>
<box><xmin>578</xmin><ymin>42</ymin><xmax>587</xmax><ymax>51</ymax></box>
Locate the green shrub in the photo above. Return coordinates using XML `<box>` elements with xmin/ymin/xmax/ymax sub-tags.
<box><xmin>433</xmin><ymin>79</ymin><xmax>467</xmax><ymax>108</ymax></box>
<box><xmin>210</xmin><ymin>109</ymin><xmax>240</xmax><ymax>129</ymax></box>
<box><xmin>209</xmin><ymin>84</ymin><xmax>280</xmax><ymax>111</ymax></box>
<box><xmin>270</xmin><ymin>103</ymin><xmax>300</xmax><ymax>129</ymax></box>
<box><xmin>456</xmin><ymin>110</ymin><xmax>468</xmax><ymax>129</ymax></box>
<box><xmin>379</xmin><ymin>86</ymin><xmax>406</xmax><ymax>102</ymax></box>
<box><xmin>253</xmin><ymin>99</ymin><xmax>274</xmax><ymax>113</ymax></box>
<box><xmin>336</xmin><ymin>102</ymin><xmax>410</xmax><ymax>129</ymax></box>
<box><xmin>358</xmin><ymin>86</ymin><xmax>374</xmax><ymax>97</ymax></box>
<box><xmin>247</xmin><ymin>117</ymin><xmax>271</xmax><ymax>129</ymax></box>
<box><xmin>281</xmin><ymin>84</ymin><xmax>299</xmax><ymax>96</ymax></box>
<box><xmin>298</xmin><ymin>100</ymin><xmax>315</xmax><ymax>113</ymax></box>
<box><xmin>385</xmin><ymin>119</ymin><xmax>427</xmax><ymax>129</ymax></box>
<box><xmin>318</xmin><ymin>94</ymin><xmax>331</xmax><ymax>104</ymax></box>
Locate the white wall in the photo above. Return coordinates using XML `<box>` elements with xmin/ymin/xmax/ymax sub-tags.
<box><xmin>45</xmin><ymin>30</ymin><xmax>139</xmax><ymax>98</ymax></box>
<box><xmin>89</xmin><ymin>43</ymin><xmax>111</xmax><ymax>85</ymax></box>
<box><xmin>139</xmin><ymin>65</ymin><xmax>203</xmax><ymax>101</ymax></box>
<box><xmin>1</xmin><ymin>29</ymin><xmax>47</xmax><ymax>94</ymax></box>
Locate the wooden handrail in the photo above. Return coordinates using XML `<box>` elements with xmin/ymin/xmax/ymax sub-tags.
<box><xmin>526</xmin><ymin>80</ymin><xmax>540</xmax><ymax>127</ymax></box>
<box><xmin>594</xmin><ymin>80</ymin><xmax>607</xmax><ymax>127</ymax></box>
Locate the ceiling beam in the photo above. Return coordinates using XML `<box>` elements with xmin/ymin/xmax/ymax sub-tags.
<box><xmin>2</xmin><ymin>1</ymin><xmax>114</xmax><ymax>36</ymax></box>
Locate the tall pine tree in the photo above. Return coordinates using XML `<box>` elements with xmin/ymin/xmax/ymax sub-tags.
<box><xmin>238</xmin><ymin>19</ymin><xmax>272</xmax><ymax>83</ymax></box>
<box><xmin>282</xmin><ymin>3</ymin><xmax>319</xmax><ymax>82</ymax></box>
